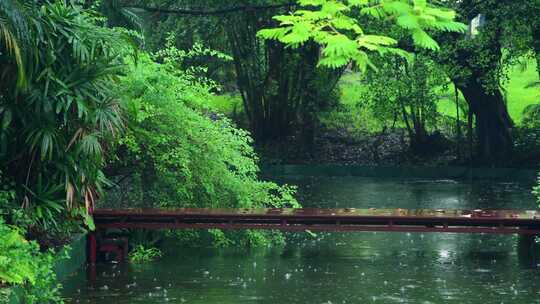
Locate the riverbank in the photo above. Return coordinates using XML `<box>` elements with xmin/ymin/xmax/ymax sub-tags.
<box><xmin>257</xmin><ymin>128</ymin><xmax>540</xmax><ymax>169</ymax></box>
<box><xmin>262</xmin><ymin>164</ymin><xmax>538</xmax><ymax>182</ymax></box>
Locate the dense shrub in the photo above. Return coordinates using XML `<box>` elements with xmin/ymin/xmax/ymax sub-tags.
<box><xmin>104</xmin><ymin>50</ymin><xmax>298</xmax><ymax>246</ymax></box>
<box><xmin>0</xmin><ymin>219</ymin><xmax>37</xmax><ymax>285</ymax></box>
<box><xmin>109</xmin><ymin>55</ymin><xmax>297</xmax><ymax>208</ymax></box>
<box><xmin>0</xmin><ymin>1</ymin><xmax>130</xmax><ymax>235</ymax></box>
<box><xmin>0</xmin><ymin>219</ymin><xmax>63</xmax><ymax>303</ymax></box>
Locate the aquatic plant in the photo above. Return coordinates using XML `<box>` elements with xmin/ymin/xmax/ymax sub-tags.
<box><xmin>129</xmin><ymin>245</ymin><xmax>163</xmax><ymax>263</ymax></box>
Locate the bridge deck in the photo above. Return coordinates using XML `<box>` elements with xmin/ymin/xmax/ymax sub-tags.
<box><xmin>93</xmin><ymin>208</ymin><xmax>540</xmax><ymax>234</ymax></box>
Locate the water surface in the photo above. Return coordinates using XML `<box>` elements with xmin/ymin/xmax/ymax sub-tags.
<box><xmin>63</xmin><ymin>176</ymin><xmax>540</xmax><ymax>303</ymax></box>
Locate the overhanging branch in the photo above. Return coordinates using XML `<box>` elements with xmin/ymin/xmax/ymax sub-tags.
<box><xmin>125</xmin><ymin>3</ymin><xmax>296</xmax><ymax>16</ymax></box>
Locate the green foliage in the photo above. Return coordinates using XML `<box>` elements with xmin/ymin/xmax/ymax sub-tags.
<box><xmin>111</xmin><ymin>42</ymin><xmax>298</xmax><ymax>208</ymax></box>
<box><xmin>0</xmin><ymin>219</ymin><xmax>63</xmax><ymax>303</ymax></box>
<box><xmin>22</xmin><ymin>250</ymin><xmax>64</xmax><ymax>304</ymax></box>
<box><xmin>258</xmin><ymin>0</ymin><xmax>466</xmax><ymax>69</ymax></box>
<box><xmin>206</xmin><ymin>94</ymin><xmax>244</xmax><ymax>117</ymax></box>
<box><xmin>0</xmin><ymin>220</ymin><xmax>37</xmax><ymax>285</ymax></box>
<box><xmin>318</xmin><ymin>72</ymin><xmax>382</xmax><ymax>134</ymax></box>
<box><xmin>153</xmin><ymin>32</ymin><xmax>232</xmax><ymax>94</ymax></box>
<box><xmin>522</xmin><ymin>104</ymin><xmax>540</xmax><ymax>129</ymax></box>
<box><xmin>0</xmin><ymin>1</ymin><xmax>132</xmax><ymax>232</ymax></box>
<box><xmin>360</xmin><ymin>55</ymin><xmax>448</xmax><ymax>142</ymax></box>
<box><xmin>0</xmin><ymin>0</ymin><xmax>35</xmax><ymax>88</ymax></box>
<box><xmin>129</xmin><ymin>245</ymin><xmax>163</xmax><ymax>263</ymax></box>
<box><xmin>105</xmin><ymin>42</ymin><xmax>299</xmax><ymax>246</ymax></box>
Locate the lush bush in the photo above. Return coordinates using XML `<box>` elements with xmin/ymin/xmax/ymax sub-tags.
<box><xmin>1</xmin><ymin>173</ymin><xmax>64</xmax><ymax>303</ymax></box>
<box><xmin>110</xmin><ymin>55</ymin><xmax>297</xmax><ymax>209</ymax></box>
<box><xmin>104</xmin><ymin>46</ymin><xmax>298</xmax><ymax>246</ymax></box>
<box><xmin>0</xmin><ymin>219</ymin><xmax>37</xmax><ymax>285</ymax></box>
<box><xmin>0</xmin><ymin>1</ymin><xmax>130</xmax><ymax>234</ymax></box>
<box><xmin>0</xmin><ymin>219</ymin><xmax>63</xmax><ymax>303</ymax></box>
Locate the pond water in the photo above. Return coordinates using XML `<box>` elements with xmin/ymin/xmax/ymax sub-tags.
<box><xmin>62</xmin><ymin>176</ymin><xmax>540</xmax><ymax>303</ymax></box>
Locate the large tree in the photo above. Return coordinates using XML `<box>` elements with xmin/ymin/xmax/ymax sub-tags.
<box><xmin>108</xmin><ymin>1</ymin><xmax>341</xmax><ymax>143</ymax></box>
<box><xmin>436</xmin><ymin>0</ymin><xmax>538</xmax><ymax>165</ymax></box>
<box><xmin>361</xmin><ymin>54</ymin><xmax>449</xmax><ymax>153</ymax></box>
<box><xmin>225</xmin><ymin>4</ymin><xmax>342</xmax><ymax>142</ymax></box>
<box><xmin>110</xmin><ymin>0</ymin><xmax>466</xmax><ymax>145</ymax></box>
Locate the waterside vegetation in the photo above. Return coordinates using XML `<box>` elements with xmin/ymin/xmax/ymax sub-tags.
<box><xmin>1</xmin><ymin>1</ymin><xmax>540</xmax><ymax>302</ymax></box>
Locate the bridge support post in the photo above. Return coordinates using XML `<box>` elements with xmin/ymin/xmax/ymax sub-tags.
<box><xmin>88</xmin><ymin>232</ymin><xmax>97</xmax><ymax>265</ymax></box>
<box><xmin>517</xmin><ymin>233</ymin><xmax>540</xmax><ymax>267</ymax></box>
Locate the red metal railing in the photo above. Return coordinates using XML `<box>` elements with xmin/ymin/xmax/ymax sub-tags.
<box><xmin>93</xmin><ymin>208</ymin><xmax>540</xmax><ymax>234</ymax></box>
<box><xmin>88</xmin><ymin>208</ymin><xmax>540</xmax><ymax>264</ymax></box>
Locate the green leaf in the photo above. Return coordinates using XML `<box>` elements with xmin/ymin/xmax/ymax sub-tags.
<box><xmin>411</xmin><ymin>29</ymin><xmax>440</xmax><ymax>50</ymax></box>
<box><xmin>348</xmin><ymin>0</ymin><xmax>368</xmax><ymax>7</ymax></box>
<box><xmin>397</xmin><ymin>15</ymin><xmax>419</xmax><ymax>29</ymax></box>
<box><xmin>257</xmin><ymin>28</ymin><xmax>287</xmax><ymax>40</ymax></box>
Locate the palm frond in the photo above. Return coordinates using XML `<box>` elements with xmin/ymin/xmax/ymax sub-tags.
<box><xmin>0</xmin><ymin>0</ymin><xmax>36</xmax><ymax>88</ymax></box>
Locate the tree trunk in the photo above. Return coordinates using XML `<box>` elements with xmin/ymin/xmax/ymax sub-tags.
<box><xmin>455</xmin><ymin>86</ymin><xmax>462</xmax><ymax>160</ymax></box>
<box><xmin>227</xmin><ymin>11</ymin><xmax>340</xmax><ymax>143</ymax></box>
<box><xmin>440</xmin><ymin>7</ymin><xmax>513</xmax><ymax>165</ymax></box>
<box><xmin>533</xmin><ymin>27</ymin><xmax>540</xmax><ymax>79</ymax></box>
<box><xmin>226</xmin><ymin>12</ymin><xmax>298</xmax><ymax>141</ymax></box>
<box><xmin>457</xmin><ymin>79</ymin><xmax>513</xmax><ymax>165</ymax></box>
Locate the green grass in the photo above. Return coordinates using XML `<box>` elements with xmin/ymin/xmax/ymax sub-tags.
<box><xmin>505</xmin><ymin>60</ymin><xmax>540</xmax><ymax>121</ymax></box>
<box><xmin>437</xmin><ymin>58</ymin><xmax>540</xmax><ymax>123</ymax></box>
<box><xmin>338</xmin><ymin>58</ymin><xmax>540</xmax><ymax>130</ymax></box>
<box><xmin>207</xmin><ymin>93</ymin><xmax>243</xmax><ymax>114</ymax></box>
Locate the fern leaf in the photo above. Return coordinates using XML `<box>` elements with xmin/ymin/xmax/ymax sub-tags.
<box><xmin>411</xmin><ymin>29</ymin><xmax>440</xmax><ymax>50</ymax></box>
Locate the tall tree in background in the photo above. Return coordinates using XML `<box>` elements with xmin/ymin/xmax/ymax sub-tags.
<box><xmin>361</xmin><ymin>55</ymin><xmax>449</xmax><ymax>153</ymax></box>
<box><xmin>225</xmin><ymin>5</ymin><xmax>342</xmax><ymax>142</ymax></box>
<box><xmin>259</xmin><ymin>0</ymin><xmax>467</xmax><ymax>152</ymax></box>
<box><xmin>528</xmin><ymin>1</ymin><xmax>540</xmax><ymax>79</ymax></box>
<box><xmin>104</xmin><ymin>0</ymin><xmax>342</xmax><ymax>144</ymax></box>
<box><xmin>437</xmin><ymin>0</ymin><xmax>537</xmax><ymax>165</ymax></box>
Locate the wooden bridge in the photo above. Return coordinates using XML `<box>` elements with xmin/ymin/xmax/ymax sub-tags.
<box><xmin>89</xmin><ymin>208</ymin><xmax>540</xmax><ymax>264</ymax></box>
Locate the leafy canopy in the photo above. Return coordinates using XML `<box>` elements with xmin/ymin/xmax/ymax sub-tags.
<box><xmin>258</xmin><ymin>0</ymin><xmax>467</xmax><ymax>69</ymax></box>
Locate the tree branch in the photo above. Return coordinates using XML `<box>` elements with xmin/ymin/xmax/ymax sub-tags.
<box><xmin>125</xmin><ymin>3</ymin><xmax>296</xmax><ymax>16</ymax></box>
